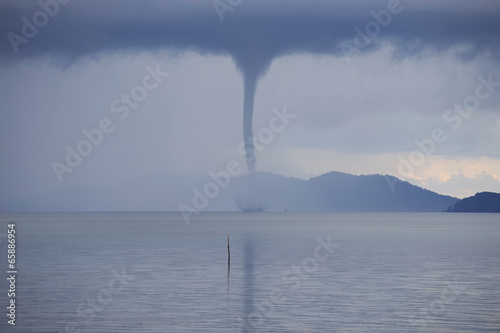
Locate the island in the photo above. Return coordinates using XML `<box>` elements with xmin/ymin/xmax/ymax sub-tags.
<box><xmin>446</xmin><ymin>192</ymin><xmax>500</xmax><ymax>213</ymax></box>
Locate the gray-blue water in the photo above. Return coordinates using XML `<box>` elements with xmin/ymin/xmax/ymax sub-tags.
<box><xmin>0</xmin><ymin>212</ymin><xmax>499</xmax><ymax>332</ymax></box>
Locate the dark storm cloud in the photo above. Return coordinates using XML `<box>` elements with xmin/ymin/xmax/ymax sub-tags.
<box><xmin>1</xmin><ymin>0</ymin><xmax>499</xmax><ymax>66</ymax></box>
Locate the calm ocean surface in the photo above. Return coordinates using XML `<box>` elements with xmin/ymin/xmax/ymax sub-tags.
<box><xmin>0</xmin><ymin>212</ymin><xmax>499</xmax><ymax>332</ymax></box>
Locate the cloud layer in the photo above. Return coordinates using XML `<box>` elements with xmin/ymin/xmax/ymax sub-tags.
<box><xmin>2</xmin><ymin>0</ymin><xmax>500</xmax><ymax>66</ymax></box>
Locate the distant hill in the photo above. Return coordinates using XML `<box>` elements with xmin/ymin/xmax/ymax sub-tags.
<box><xmin>446</xmin><ymin>192</ymin><xmax>500</xmax><ymax>213</ymax></box>
<box><xmin>0</xmin><ymin>171</ymin><xmax>458</xmax><ymax>213</ymax></box>
<box><xmin>305</xmin><ymin>171</ymin><xmax>457</xmax><ymax>212</ymax></box>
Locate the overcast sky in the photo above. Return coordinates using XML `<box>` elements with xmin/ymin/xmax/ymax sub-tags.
<box><xmin>1</xmin><ymin>0</ymin><xmax>500</xmax><ymax>201</ymax></box>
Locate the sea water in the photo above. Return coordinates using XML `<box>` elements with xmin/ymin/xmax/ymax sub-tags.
<box><xmin>0</xmin><ymin>212</ymin><xmax>499</xmax><ymax>332</ymax></box>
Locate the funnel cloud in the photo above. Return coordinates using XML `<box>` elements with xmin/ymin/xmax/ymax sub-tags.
<box><xmin>2</xmin><ymin>1</ymin><xmax>500</xmax><ymax>173</ymax></box>
<box><xmin>242</xmin><ymin>71</ymin><xmax>257</xmax><ymax>173</ymax></box>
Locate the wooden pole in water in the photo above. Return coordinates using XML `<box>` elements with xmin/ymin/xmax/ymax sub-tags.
<box><xmin>227</xmin><ymin>234</ymin><xmax>230</xmax><ymax>269</ymax></box>
<box><xmin>226</xmin><ymin>234</ymin><xmax>230</xmax><ymax>328</ymax></box>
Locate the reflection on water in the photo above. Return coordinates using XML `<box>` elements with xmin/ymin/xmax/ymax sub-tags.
<box><xmin>243</xmin><ymin>235</ymin><xmax>255</xmax><ymax>331</ymax></box>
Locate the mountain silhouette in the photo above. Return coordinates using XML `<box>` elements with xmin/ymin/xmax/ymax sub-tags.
<box><xmin>0</xmin><ymin>171</ymin><xmax>458</xmax><ymax>213</ymax></box>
